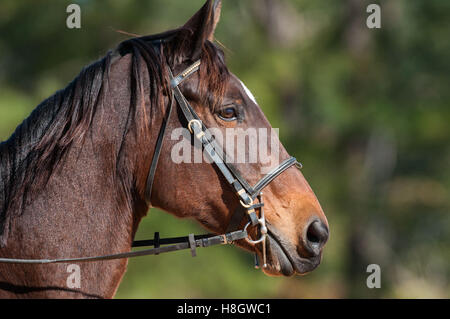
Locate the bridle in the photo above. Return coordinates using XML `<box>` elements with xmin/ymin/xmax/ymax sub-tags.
<box><xmin>144</xmin><ymin>56</ymin><xmax>301</xmax><ymax>267</ymax></box>
<box><xmin>0</xmin><ymin>53</ymin><xmax>301</xmax><ymax>269</ymax></box>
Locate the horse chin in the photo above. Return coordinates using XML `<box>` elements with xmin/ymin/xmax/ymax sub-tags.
<box><xmin>261</xmin><ymin>230</ymin><xmax>322</xmax><ymax>277</ymax></box>
<box><xmin>261</xmin><ymin>235</ymin><xmax>295</xmax><ymax>276</ymax></box>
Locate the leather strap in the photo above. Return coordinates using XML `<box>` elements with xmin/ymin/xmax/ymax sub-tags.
<box><xmin>145</xmin><ymin>91</ymin><xmax>175</xmax><ymax>202</ymax></box>
<box><xmin>170</xmin><ymin>60</ymin><xmax>201</xmax><ymax>88</ymax></box>
<box><xmin>0</xmin><ymin>230</ymin><xmax>248</xmax><ymax>264</ymax></box>
<box><xmin>145</xmin><ymin>60</ymin><xmax>201</xmax><ymax>204</ymax></box>
<box><xmin>252</xmin><ymin>157</ymin><xmax>299</xmax><ymax>196</ymax></box>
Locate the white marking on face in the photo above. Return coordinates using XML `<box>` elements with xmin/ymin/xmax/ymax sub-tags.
<box><xmin>238</xmin><ymin>79</ymin><xmax>258</xmax><ymax>105</ymax></box>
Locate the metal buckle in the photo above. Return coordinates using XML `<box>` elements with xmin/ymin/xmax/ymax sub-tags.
<box><xmin>188</xmin><ymin>119</ymin><xmax>202</xmax><ymax>134</ymax></box>
<box><xmin>239</xmin><ymin>197</ymin><xmax>254</xmax><ymax>208</ymax></box>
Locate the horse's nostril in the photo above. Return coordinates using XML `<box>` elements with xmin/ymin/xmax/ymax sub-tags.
<box><xmin>304</xmin><ymin>220</ymin><xmax>329</xmax><ymax>256</ymax></box>
<box><xmin>307</xmin><ymin>226</ymin><xmax>320</xmax><ymax>244</ymax></box>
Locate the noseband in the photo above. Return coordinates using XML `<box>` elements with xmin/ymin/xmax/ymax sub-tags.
<box><xmin>0</xmin><ymin>58</ymin><xmax>302</xmax><ymax>269</ymax></box>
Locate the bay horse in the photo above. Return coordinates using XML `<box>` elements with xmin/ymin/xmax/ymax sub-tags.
<box><xmin>0</xmin><ymin>0</ymin><xmax>328</xmax><ymax>298</ymax></box>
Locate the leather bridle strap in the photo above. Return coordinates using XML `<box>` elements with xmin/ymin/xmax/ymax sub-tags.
<box><xmin>0</xmin><ymin>231</ymin><xmax>248</xmax><ymax>264</ymax></box>
<box><xmin>253</xmin><ymin>157</ymin><xmax>302</xmax><ymax>195</ymax></box>
<box><xmin>144</xmin><ymin>86</ymin><xmax>175</xmax><ymax>201</ymax></box>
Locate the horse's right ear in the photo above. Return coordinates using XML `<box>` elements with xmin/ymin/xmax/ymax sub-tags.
<box><xmin>180</xmin><ymin>0</ymin><xmax>222</xmax><ymax>60</ymax></box>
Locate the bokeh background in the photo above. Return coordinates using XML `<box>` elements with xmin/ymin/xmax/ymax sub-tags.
<box><xmin>0</xmin><ymin>0</ymin><xmax>449</xmax><ymax>298</ymax></box>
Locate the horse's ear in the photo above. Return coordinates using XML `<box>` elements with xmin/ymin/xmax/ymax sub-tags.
<box><xmin>182</xmin><ymin>0</ymin><xmax>222</xmax><ymax>60</ymax></box>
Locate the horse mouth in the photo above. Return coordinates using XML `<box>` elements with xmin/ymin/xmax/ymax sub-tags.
<box><xmin>262</xmin><ymin>226</ymin><xmax>322</xmax><ymax>276</ymax></box>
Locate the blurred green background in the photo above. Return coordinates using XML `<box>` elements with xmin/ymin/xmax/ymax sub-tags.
<box><xmin>1</xmin><ymin>0</ymin><xmax>449</xmax><ymax>298</ymax></box>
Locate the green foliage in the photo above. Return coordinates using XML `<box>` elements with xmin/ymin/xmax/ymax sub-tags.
<box><xmin>0</xmin><ymin>0</ymin><xmax>448</xmax><ymax>298</ymax></box>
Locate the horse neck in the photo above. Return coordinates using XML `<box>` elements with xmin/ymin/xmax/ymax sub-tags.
<box><xmin>0</xmin><ymin>53</ymin><xmax>153</xmax><ymax>298</ymax></box>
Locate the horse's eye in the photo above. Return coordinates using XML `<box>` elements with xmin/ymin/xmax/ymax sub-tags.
<box><xmin>218</xmin><ymin>106</ymin><xmax>237</xmax><ymax>121</ymax></box>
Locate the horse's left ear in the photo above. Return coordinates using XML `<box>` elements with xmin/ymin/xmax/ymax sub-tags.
<box><xmin>182</xmin><ymin>0</ymin><xmax>222</xmax><ymax>60</ymax></box>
